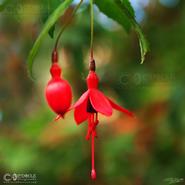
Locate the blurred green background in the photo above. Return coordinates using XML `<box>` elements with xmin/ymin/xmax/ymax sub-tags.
<box><xmin>0</xmin><ymin>0</ymin><xmax>185</xmax><ymax>185</ymax></box>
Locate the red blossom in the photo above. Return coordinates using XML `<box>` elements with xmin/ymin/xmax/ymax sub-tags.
<box><xmin>70</xmin><ymin>60</ymin><xmax>134</xmax><ymax>180</ymax></box>
<box><xmin>72</xmin><ymin>70</ymin><xmax>134</xmax><ymax>124</ymax></box>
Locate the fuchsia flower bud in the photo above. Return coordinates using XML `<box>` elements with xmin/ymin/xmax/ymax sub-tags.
<box><xmin>45</xmin><ymin>51</ymin><xmax>72</xmax><ymax>119</ymax></box>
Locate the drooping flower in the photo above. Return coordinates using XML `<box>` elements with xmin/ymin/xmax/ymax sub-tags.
<box><xmin>45</xmin><ymin>50</ymin><xmax>72</xmax><ymax>120</ymax></box>
<box><xmin>71</xmin><ymin>60</ymin><xmax>133</xmax><ymax>180</ymax></box>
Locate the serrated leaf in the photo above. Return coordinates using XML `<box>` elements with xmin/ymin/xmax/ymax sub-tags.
<box><xmin>27</xmin><ymin>0</ymin><xmax>73</xmax><ymax>79</ymax></box>
<box><xmin>94</xmin><ymin>0</ymin><xmax>132</xmax><ymax>32</ymax></box>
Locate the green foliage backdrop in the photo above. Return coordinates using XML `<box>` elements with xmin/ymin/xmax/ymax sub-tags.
<box><xmin>0</xmin><ymin>0</ymin><xmax>185</xmax><ymax>185</ymax></box>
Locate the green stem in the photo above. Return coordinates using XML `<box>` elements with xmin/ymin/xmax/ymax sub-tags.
<box><xmin>54</xmin><ymin>0</ymin><xmax>83</xmax><ymax>51</ymax></box>
<box><xmin>90</xmin><ymin>0</ymin><xmax>94</xmax><ymax>60</ymax></box>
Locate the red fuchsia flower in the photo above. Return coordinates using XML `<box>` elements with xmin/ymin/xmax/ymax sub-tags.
<box><xmin>71</xmin><ymin>60</ymin><xmax>134</xmax><ymax>180</ymax></box>
<box><xmin>45</xmin><ymin>50</ymin><xmax>72</xmax><ymax>120</ymax></box>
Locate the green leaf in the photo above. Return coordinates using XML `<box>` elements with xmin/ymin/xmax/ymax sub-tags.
<box><xmin>120</xmin><ymin>0</ymin><xmax>135</xmax><ymax>18</ymax></box>
<box><xmin>27</xmin><ymin>0</ymin><xmax>73</xmax><ymax>79</ymax></box>
<box><xmin>116</xmin><ymin>0</ymin><xmax>149</xmax><ymax>64</ymax></box>
<box><xmin>48</xmin><ymin>25</ymin><xmax>56</xmax><ymax>38</ymax></box>
<box><xmin>94</xmin><ymin>0</ymin><xmax>132</xmax><ymax>32</ymax></box>
<box><xmin>94</xmin><ymin>0</ymin><xmax>149</xmax><ymax>63</ymax></box>
<box><xmin>41</xmin><ymin>0</ymin><xmax>63</xmax><ymax>38</ymax></box>
<box><xmin>134</xmin><ymin>24</ymin><xmax>149</xmax><ymax>64</ymax></box>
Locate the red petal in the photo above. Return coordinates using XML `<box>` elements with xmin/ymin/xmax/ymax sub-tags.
<box><xmin>108</xmin><ymin>98</ymin><xmax>134</xmax><ymax>117</ymax></box>
<box><xmin>71</xmin><ymin>90</ymin><xmax>89</xmax><ymax>109</ymax></box>
<box><xmin>89</xmin><ymin>89</ymin><xmax>112</xmax><ymax>116</ymax></box>
<box><xmin>74</xmin><ymin>98</ymin><xmax>88</xmax><ymax>124</ymax></box>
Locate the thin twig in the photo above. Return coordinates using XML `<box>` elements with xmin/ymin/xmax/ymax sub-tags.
<box><xmin>54</xmin><ymin>0</ymin><xmax>83</xmax><ymax>51</ymax></box>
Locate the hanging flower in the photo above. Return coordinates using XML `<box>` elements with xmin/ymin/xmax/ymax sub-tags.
<box><xmin>45</xmin><ymin>50</ymin><xmax>72</xmax><ymax>120</ymax></box>
<box><xmin>70</xmin><ymin>60</ymin><xmax>134</xmax><ymax>180</ymax></box>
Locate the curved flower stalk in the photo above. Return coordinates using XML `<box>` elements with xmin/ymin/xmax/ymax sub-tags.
<box><xmin>71</xmin><ymin>60</ymin><xmax>134</xmax><ymax>180</ymax></box>
<box><xmin>45</xmin><ymin>0</ymin><xmax>83</xmax><ymax>120</ymax></box>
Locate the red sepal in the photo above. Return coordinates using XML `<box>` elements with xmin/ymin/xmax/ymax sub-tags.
<box><xmin>89</xmin><ymin>89</ymin><xmax>112</xmax><ymax>116</ymax></box>
<box><xmin>108</xmin><ymin>98</ymin><xmax>134</xmax><ymax>117</ymax></box>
